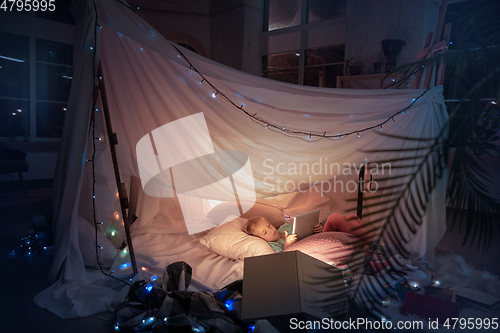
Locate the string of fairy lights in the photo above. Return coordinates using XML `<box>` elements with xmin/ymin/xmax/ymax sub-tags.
<box><xmin>96</xmin><ymin>0</ymin><xmax>432</xmax><ymax>288</ymax></box>
<box><xmin>80</xmin><ymin>1</ymin><xmax>439</xmax><ymax>331</ymax></box>
<box><xmin>170</xmin><ymin>42</ymin><xmax>431</xmax><ymax>141</ymax></box>
<box><xmin>89</xmin><ymin>2</ymin><xmax>177</xmax><ymax>332</ymax></box>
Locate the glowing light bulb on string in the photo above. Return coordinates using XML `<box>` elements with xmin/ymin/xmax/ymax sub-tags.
<box><xmin>119</xmin><ymin>262</ymin><xmax>131</xmax><ymax>270</ymax></box>
<box><xmin>224</xmin><ymin>299</ymin><xmax>235</xmax><ymax>311</ymax></box>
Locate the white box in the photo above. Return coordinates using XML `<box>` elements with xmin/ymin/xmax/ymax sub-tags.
<box><xmin>241</xmin><ymin>251</ymin><xmax>348</xmax><ymax>320</ymax></box>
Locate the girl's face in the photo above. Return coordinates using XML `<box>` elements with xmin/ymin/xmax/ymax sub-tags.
<box><xmin>252</xmin><ymin>219</ymin><xmax>281</xmax><ymax>242</ymax></box>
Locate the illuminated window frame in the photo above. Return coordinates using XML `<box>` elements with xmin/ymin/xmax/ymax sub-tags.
<box><xmin>0</xmin><ymin>13</ymin><xmax>74</xmax><ymax>142</ymax></box>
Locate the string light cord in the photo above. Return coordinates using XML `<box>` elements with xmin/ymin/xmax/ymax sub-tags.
<box><xmin>87</xmin><ymin>7</ymin><xmax>165</xmax><ymax>333</ymax></box>
<box><xmin>171</xmin><ymin>43</ymin><xmax>431</xmax><ymax>140</ymax></box>
<box><xmin>117</xmin><ymin>1</ymin><xmax>432</xmax><ymax>140</ymax></box>
<box><xmin>90</xmin><ymin>0</ymin><xmax>137</xmax><ymax>290</ymax></box>
<box><xmin>112</xmin><ymin>301</ymin><xmax>168</xmax><ymax>331</ymax></box>
<box><xmin>383</xmin><ymin>40</ymin><xmax>446</xmax><ymax>89</ymax></box>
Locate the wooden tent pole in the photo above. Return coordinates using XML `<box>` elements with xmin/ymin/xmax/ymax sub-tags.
<box><xmin>97</xmin><ymin>62</ymin><xmax>138</xmax><ymax>276</ymax></box>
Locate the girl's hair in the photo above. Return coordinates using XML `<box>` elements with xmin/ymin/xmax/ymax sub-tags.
<box><xmin>244</xmin><ymin>216</ymin><xmax>267</xmax><ymax>235</ymax></box>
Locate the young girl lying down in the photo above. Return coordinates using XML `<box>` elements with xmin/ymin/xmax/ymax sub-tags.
<box><xmin>244</xmin><ymin>213</ymin><xmax>391</xmax><ymax>277</ymax></box>
<box><xmin>244</xmin><ymin>213</ymin><xmax>374</xmax><ymax>253</ymax></box>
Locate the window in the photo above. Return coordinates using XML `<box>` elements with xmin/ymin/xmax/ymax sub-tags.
<box><xmin>266</xmin><ymin>0</ymin><xmax>347</xmax><ymax>31</ymax></box>
<box><xmin>0</xmin><ymin>28</ymin><xmax>73</xmax><ymax>140</ymax></box>
<box><xmin>307</xmin><ymin>0</ymin><xmax>347</xmax><ymax>24</ymax></box>
<box><xmin>0</xmin><ymin>31</ymin><xmax>30</xmax><ymax>137</ymax></box>
<box><xmin>304</xmin><ymin>45</ymin><xmax>345</xmax><ymax>87</ymax></box>
<box><xmin>267</xmin><ymin>0</ymin><xmax>301</xmax><ymax>31</ymax></box>
<box><xmin>262</xmin><ymin>0</ymin><xmax>346</xmax><ymax>87</ymax></box>
<box><xmin>36</xmin><ymin>39</ymin><xmax>73</xmax><ymax>138</ymax></box>
<box><xmin>262</xmin><ymin>51</ymin><xmax>300</xmax><ymax>84</ymax></box>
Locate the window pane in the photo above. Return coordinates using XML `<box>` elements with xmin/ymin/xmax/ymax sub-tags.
<box><xmin>35</xmin><ymin>1</ymin><xmax>75</xmax><ymax>25</ymax></box>
<box><xmin>0</xmin><ymin>31</ymin><xmax>29</xmax><ymax>99</ymax></box>
<box><xmin>0</xmin><ymin>99</ymin><xmax>29</xmax><ymax>137</ymax></box>
<box><xmin>36</xmin><ymin>63</ymin><xmax>72</xmax><ymax>101</ymax></box>
<box><xmin>263</xmin><ymin>52</ymin><xmax>300</xmax><ymax>70</ymax></box>
<box><xmin>36</xmin><ymin>39</ymin><xmax>73</xmax><ymax>65</ymax></box>
<box><xmin>304</xmin><ymin>64</ymin><xmax>344</xmax><ymax>88</ymax></box>
<box><xmin>263</xmin><ymin>69</ymin><xmax>299</xmax><ymax>85</ymax></box>
<box><xmin>308</xmin><ymin>0</ymin><xmax>347</xmax><ymax>24</ymax></box>
<box><xmin>305</xmin><ymin>45</ymin><xmax>345</xmax><ymax>66</ymax></box>
<box><xmin>268</xmin><ymin>0</ymin><xmax>301</xmax><ymax>31</ymax></box>
<box><xmin>36</xmin><ymin>102</ymin><xmax>66</xmax><ymax>138</ymax></box>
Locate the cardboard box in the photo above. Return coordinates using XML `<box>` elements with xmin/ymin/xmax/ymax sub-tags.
<box><xmin>383</xmin><ymin>276</ymin><xmax>412</xmax><ymax>301</ymax></box>
<box><xmin>450</xmin><ymin>286</ymin><xmax>500</xmax><ymax>310</ymax></box>
<box><xmin>401</xmin><ymin>292</ymin><xmax>460</xmax><ymax>321</ymax></box>
<box><xmin>424</xmin><ymin>286</ymin><xmax>456</xmax><ymax>302</ymax></box>
<box><xmin>241</xmin><ymin>251</ymin><xmax>348</xmax><ymax>320</ymax></box>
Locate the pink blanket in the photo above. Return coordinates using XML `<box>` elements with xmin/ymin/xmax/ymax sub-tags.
<box><xmin>284</xmin><ymin>232</ymin><xmax>359</xmax><ymax>265</ymax></box>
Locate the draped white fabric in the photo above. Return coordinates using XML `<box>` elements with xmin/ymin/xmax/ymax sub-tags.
<box><xmin>34</xmin><ymin>0</ymin><xmax>448</xmax><ymax>318</ymax></box>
